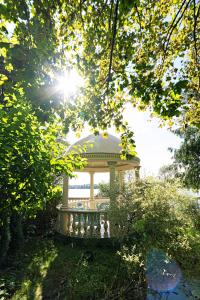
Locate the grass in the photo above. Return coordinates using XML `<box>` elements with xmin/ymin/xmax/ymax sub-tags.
<box><xmin>1</xmin><ymin>236</ymin><xmax>199</xmax><ymax>299</ymax></box>
<box><xmin>0</xmin><ymin>236</ymin><xmax>143</xmax><ymax>300</ymax></box>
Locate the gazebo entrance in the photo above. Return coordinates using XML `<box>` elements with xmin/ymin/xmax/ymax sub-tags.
<box><xmin>64</xmin><ymin>172</ymin><xmax>110</xmax><ymax>210</ymax></box>
<box><xmin>56</xmin><ymin>134</ymin><xmax>140</xmax><ymax>238</ymax></box>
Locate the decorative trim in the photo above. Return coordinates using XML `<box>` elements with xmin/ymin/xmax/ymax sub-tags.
<box><xmin>79</xmin><ymin>152</ymin><xmax>140</xmax><ymax>163</ymax></box>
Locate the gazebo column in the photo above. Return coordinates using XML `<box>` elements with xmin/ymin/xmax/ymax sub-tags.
<box><xmin>118</xmin><ymin>170</ymin><xmax>125</xmax><ymax>191</ymax></box>
<box><xmin>60</xmin><ymin>174</ymin><xmax>69</xmax><ymax>235</ymax></box>
<box><xmin>108</xmin><ymin>161</ymin><xmax>117</xmax><ymax>206</ymax></box>
<box><xmin>89</xmin><ymin>171</ymin><xmax>95</xmax><ymax>209</ymax></box>
<box><xmin>135</xmin><ymin>167</ymin><xmax>140</xmax><ymax>181</ymax></box>
<box><xmin>62</xmin><ymin>175</ymin><xmax>69</xmax><ymax>207</ymax></box>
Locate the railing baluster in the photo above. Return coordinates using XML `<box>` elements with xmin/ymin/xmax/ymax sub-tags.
<box><xmin>77</xmin><ymin>212</ymin><xmax>81</xmax><ymax>236</ymax></box>
<box><xmin>61</xmin><ymin>212</ymin><xmax>68</xmax><ymax>235</ymax></box>
<box><xmin>57</xmin><ymin>204</ymin><xmax>111</xmax><ymax>239</ymax></box>
<box><xmin>87</xmin><ymin>213</ymin><xmax>91</xmax><ymax>237</ymax></box>
<box><xmin>104</xmin><ymin>212</ymin><xmax>108</xmax><ymax>238</ymax></box>
<box><xmin>66</xmin><ymin>212</ymin><xmax>70</xmax><ymax>234</ymax></box>
<box><xmin>90</xmin><ymin>213</ymin><xmax>94</xmax><ymax>237</ymax></box>
<box><xmin>83</xmin><ymin>213</ymin><xmax>88</xmax><ymax>236</ymax></box>
<box><xmin>93</xmin><ymin>213</ymin><xmax>97</xmax><ymax>237</ymax></box>
<box><xmin>72</xmin><ymin>212</ymin><xmax>76</xmax><ymax>236</ymax></box>
<box><xmin>96</xmin><ymin>213</ymin><xmax>101</xmax><ymax>238</ymax></box>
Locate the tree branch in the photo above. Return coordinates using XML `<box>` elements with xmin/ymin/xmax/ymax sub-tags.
<box><xmin>164</xmin><ymin>0</ymin><xmax>192</xmax><ymax>57</ymax></box>
<box><xmin>134</xmin><ymin>4</ymin><xmax>142</xmax><ymax>31</ymax></box>
<box><xmin>193</xmin><ymin>0</ymin><xmax>200</xmax><ymax>90</ymax></box>
<box><xmin>165</xmin><ymin>0</ymin><xmax>187</xmax><ymax>40</ymax></box>
<box><xmin>108</xmin><ymin>0</ymin><xmax>114</xmax><ymax>33</ymax></box>
<box><xmin>107</xmin><ymin>0</ymin><xmax>119</xmax><ymax>88</ymax></box>
<box><xmin>79</xmin><ymin>0</ymin><xmax>84</xmax><ymax>27</ymax></box>
<box><xmin>193</xmin><ymin>0</ymin><xmax>198</xmax><ymax>62</ymax></box>
<box><xmin>193</xmin><ymin>0</ymin><xmax>198</xmax><ymax>88</ymax></box>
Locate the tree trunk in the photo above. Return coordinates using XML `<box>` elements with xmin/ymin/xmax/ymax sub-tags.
<box><xmin>10</xmin><ymin>212</ymin><xmax>24</xmax><ymax>251</ymax></box>
<box><xmin>0</xmin><ymin>216</ymin><xmax>11</xmax><ymax>266</ymax></box>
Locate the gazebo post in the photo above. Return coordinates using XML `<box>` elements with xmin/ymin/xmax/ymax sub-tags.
<box><xmin>60</xmin><ymin>174</ymin><xmax>69</xmax><ymax>235</ymax></box>
<box><xmin>108</xmin><ymin>161</ymin><xmax>117</xmax><ymax>206</ymax></box>
<box><xmin>118</xmin><ymin>170</ymin><xmax>124</xmax><ymax>191</ymax></box>
<box><xmin>89</xmin><ymin>171</ymin><xmax>95</xmax><ymax>209</ymax></box>
<box><xmin>62</xmin><ymin>175</ymin><xmax>69</xmax><ymax>207</ymax></box>
<box><xmin>135</xmin><ymin>167</ymin><xmax>140</xmax><ymax>180</ymax></box>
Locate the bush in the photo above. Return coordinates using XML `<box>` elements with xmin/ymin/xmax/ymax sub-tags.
<box><xmin>106</xmin><ymin>178</ymin><xmax>200</xmax><ymax>277</ymax></box>
<box><xmin>25</xmin><ymin>188</ymin><xmax>62</xmax><ymax>237</ymax></box>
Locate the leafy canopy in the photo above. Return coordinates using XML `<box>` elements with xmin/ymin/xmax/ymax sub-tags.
<box><xmin>159</xmin><ymin>127</ymin><xmax>200</xmax><ymax>191</ymax></box>
<box><xmin>0</xmin><ymin>95</ymin><xmax>85</xmax><ymax>219</ymax></box>
<box><xmin>172</xmin><ymin>127</ymin><xmax>200</xmax><ymax>190</ymax></box>
<box><xmin>0</xmin><ymin>0</ymin><xmax>199</xmax><ymax>155</ymax></box>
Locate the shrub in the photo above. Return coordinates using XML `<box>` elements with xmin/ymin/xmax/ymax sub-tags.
<box><xmin>105</xmin><ymin>178</ymin><xmax>200</xmax><ymax>276</ymax></box>
<box><xmin>25</xmin><ymin>187</ymin><xmax>62</xmax><ymax>237</ymax></box>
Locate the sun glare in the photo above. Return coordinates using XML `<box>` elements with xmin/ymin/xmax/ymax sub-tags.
<box><xmin>57</xmin><ymin>69</ymin><xmax>84</xmax><ymax>98</ymax></box>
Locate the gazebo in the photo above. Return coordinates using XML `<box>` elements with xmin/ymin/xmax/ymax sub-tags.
<box><xmin>56</xmin><ymin>133</ymin><xmax>140</xmax><ymax>238</ymax></box>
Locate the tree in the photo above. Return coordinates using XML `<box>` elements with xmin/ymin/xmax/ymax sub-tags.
<box><xmin>0</xmin><ymin>0</ymin><xmax>200</xmax><ymax>261</ymax></box>
<box><xmin>58</xmin><ymin>0</ymin><xmax>200</xmax><ymax>131</ymax></box>
<box><xmin>159</xmin><ymin>164</ymin><xmax>179</xmax><ymax>181</ymax></box>
<box><xmin>159</xmin><ymin>127</ymin><xmax>200</xmax><ymax>190</ymax></box>
<box><xmin>0</xmin><ymin>95</ymin><xmax>85</xmax><ymax>263</ymax></box>
<box><xmin>171</xmin><ymin>127</ymin><xmax>200</xmax><ymax>191</ymax></box>
<box><xmin>0</xmin><ymin>0</ymin><xmax>65</xmax><ymax>120</ymax></box>
<box><xmin>1</xmin><ymin>0</ymin><xmax>200</xmax><ymax>154</ymax></box>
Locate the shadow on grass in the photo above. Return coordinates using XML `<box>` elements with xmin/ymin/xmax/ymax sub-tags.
<box><xmin>0</xmin><ymin>237</ymin><xmax>58</xmax><ymax>299</ymax></box>
<box><xmin>41</xmin><ymin>237</ymin><xmax>124</xmax><ymax>300</ymax></box>
<box><xmin>1</xmin><ymin>236</ymin><xmax>139</xmax><ymax>300</ymax></box>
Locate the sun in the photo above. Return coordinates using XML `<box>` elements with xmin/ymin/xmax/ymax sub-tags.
<box><xmin>57</xmin><ymin>69</ymin><xmax>84</xmax><ymax>98</ymax></box>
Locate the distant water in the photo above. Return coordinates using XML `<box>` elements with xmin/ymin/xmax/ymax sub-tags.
<box><xmin>68</xmin><ymin>189</ymin><xmax>99</xmax><ymax>198</ymax></box>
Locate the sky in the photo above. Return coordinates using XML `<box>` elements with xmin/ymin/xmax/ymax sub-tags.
<box><xmin>67</xmin><ymin>103</ymin><xmax>181</xmax><ymax>186</ymax></box>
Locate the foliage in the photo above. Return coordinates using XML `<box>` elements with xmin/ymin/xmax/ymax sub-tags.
<box><xmin>0</xmin><ymin>95</ymin><xmax>85</xmax><ymax>263</ymax></box>
<box><xmin>0</xmin><ymin>0</ymin><xmax>65</xmax><ymax>121</ymax></box>
<box><xmin>159</xmin><ymin>164</ymin><xmax>180</xmax><ymax>181</ymax></box>
<box><xmin>159</xmin><ymin>126</ymin><xmax>200</xmax><ymax>190</ymax></box>
<box><xmin>0</xmin><ymin>238</ymin><xmax>145</xmax><ymax>300</ymax></box>
<box><xmin>171</xmin><ymin>127</ymin><xmax>200</xmax><ymax>190</ymax></box>
<box><xmin>25</xmin><ymin>188</ymin><xmax>62</xmax><ymax>237</ymax></box>
<box><xmin>187</xmin><ymin>200</ymin><xmax>200</xmax><ymax>231</ymax></box>
<box><xmin>105</xmin><ymin>178</ymin><xmax>200</xmax><ymax>276</ymax></box>
<box><xmin>98</xmin><ymin>178</ymin><xmax>120</xmax><ymax>198</ymax></box>
<box><xmin>0</xmin><ymin>0</ymin><xmax>199</xmax><ymax>155</ymax></box>
<box><xmin>0</xmin><ymin>0</ymin><xmax>90</xmax><ymax>262</ymax></box>
<box><xmin>0</xmin><ymin>96</ymin><xmax>84</xmax><ymax>219</ymax></box>
<box><xmin>0</xmin><ymin>1</ymin><xmax>199</xmax><ymax>294</ymax></box>
<box><xmin>55</xmin><ymin>0</ymin><xmax>200</xmax><ymax>130</ymax></box>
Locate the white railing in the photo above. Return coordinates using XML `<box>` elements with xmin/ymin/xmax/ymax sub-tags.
<box><xmin>68</xmin><ymin>197</ymin><xmax>110</xmax><ymax>210</ymax></box>
<box><xmin>56</xmin><ymin>207</ymin><xmax>110</xmax><ymax>238</ymax></box>
<box><xmin>68</xmin><ymin>197</ymin><xmax>90</xmax><ymax>209</ymax></box>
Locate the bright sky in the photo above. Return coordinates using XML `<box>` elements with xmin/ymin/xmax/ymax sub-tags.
<box><xmin>67</xmin><ymin>103</ymin><xmax>181</xmax><ymax>185</ymax></box>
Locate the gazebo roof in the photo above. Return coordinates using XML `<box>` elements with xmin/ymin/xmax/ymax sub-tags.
<box><xmin>68</xmin><ymin>133</ymin><xmax>140</xmax><ymax>172</ymax></box>
<box><xmin>68</xmin><ymin>133</ymin><xmax>122</xmax><ymax>154</ymax></box>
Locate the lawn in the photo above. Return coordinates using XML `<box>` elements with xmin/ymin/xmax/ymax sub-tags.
<box><xmin>0</xmin><ymin>237</ymin><xmax>145</xmax><ymax>300</ymax></box>
<box><xmin>1</xmin><ymin>236</ymin><xmax>200</xmax><ymax>300</ymax></box>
